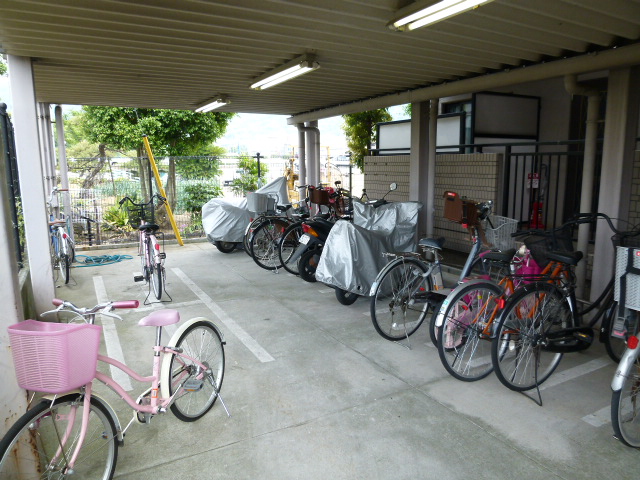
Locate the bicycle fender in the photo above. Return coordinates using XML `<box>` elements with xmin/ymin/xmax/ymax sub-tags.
<box><xmin>42</xmin><ymin>389</ymin><xmax>124</xmax><ymax>444</ymax></box>
<box><xmin>369</xmin><ymin>257</ymin><xmax>405</xmax><ymax>296</ymax></box>
<box><xmin>160</xmin><ymin>317</ymin><xmax>225</xmax><ymax>400</ymax></box>
<box><xmin>434</xmin><ymin>278</ymin><xmax>502</xmax><ymax>328</ymax></box>
<box><xmin>611</xmin><ymin>345</ymin><xmax>640</xmax><ymax>391</ymax></box>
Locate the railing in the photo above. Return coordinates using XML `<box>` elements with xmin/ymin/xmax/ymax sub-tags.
<box><xmin>0</xmin><ymin>103</ymin><xmax>23</xmax><ymax>269</ymax></box>
<box><xmin>371</xmin><ymin>139</ymin><xmax>598</xmax><ymax>228</ymax></box>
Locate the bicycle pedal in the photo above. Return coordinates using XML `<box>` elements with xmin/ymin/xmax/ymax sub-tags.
<box><xmin>133</xmin><ymin>275</ymin><xmax>144</xmax><ymax>282</ymax></box>
<box><xmin>159</xmin><ymin>252</ymin><xmax>166</xmax><ymax>259</ymax></box>
<box><xmin>183</xmin><ymin>379</ymin><xmax>204</xmax><ymax>392</ymax></box>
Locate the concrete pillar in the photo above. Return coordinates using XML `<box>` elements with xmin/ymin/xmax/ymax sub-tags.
<box><xmin>8</xmin><ymin>55</ymin><xmax>55</xmax><ymax>314</ymax></box>
<box><xmin>55</xmin><ymin>105</ymin><xmax>72</xmax><ymax>231</ymax></box>
<box><xmin>297</xmin><ymin>125</ymin><xmax>307</xmax><ymax>189</ymax></box>
<box><xmin>591</xmin><ymin>67</ymin><xmax>640</xmax><ymax>300</ymax></box>
<box><xmin>409</xmin><ymin>100</ymin><xmax>432</xmax><ymax>237</ymax></box>
<box><xmin>426</xmin><ymin>99</ymin><xmax>439</xmax><ymax>236</ymax></box>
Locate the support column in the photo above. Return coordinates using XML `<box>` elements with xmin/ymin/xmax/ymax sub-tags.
<box><xmin>55</xmin><ymin>105</ymin><xmax>72</xmax><ymax>231</ymax></box>
<box><xmin>591</xmin><ymin>67</ymin><xmax>640</xmax><ymax>300</ymax></box>
<box><xmin>297</xmin><ymin>125</ymin><xmax>307</xmax><ymax>191</ymax></box>
<box><xmin>409</xmin><ymin>100</ymin><xmax>432</xmax><ymax>237</ymax></box>
<box><xmin>8</xmin><ymin>55</ymin><xmax>55</xmax><ymax>314</ymax></box>
<box><xmin>426</xmin><ymin>99</ymin><xmax>439</xmax><ymax>236</ymax></box>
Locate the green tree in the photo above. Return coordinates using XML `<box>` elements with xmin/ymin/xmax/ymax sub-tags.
<box><xmin>342</xmin><ymin>109</ymin><xmax>392</xmax><ymax>170</ymax></box>
<box><xmin>79</xmin><ymin>106</ymin><xmax>234</xmax><ymax>204</ymax></box>
<box><xmin>231</xmin><ymin>156</ymin><xmax>268</xmax><ymax>196</ymax></box>
<box><xmin>0</xmin><ymin>57</ymin><xmax>7</xmax><ymax>76</ymax></box>
<box><xmin>175</xmin><ymin>145</ymin><xmax>226</xmax><ymax>180</ymax></box>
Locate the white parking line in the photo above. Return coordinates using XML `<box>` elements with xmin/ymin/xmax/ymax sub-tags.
<box><xmin>93</xmin><ymin>276</ymin><xmax>134</xmax><ymax>391</ymax></box>
<box><xmin>539</xmin><ymin>357</ymin><xmax>610</xmax><ymax>391</ymax></box>
<box><xmin>172</xmin><ymin>268</ymin><xmax>275</xmax><ymax>363</ymax></box>
<box><xmin>582</xmin><ymin>405</ymin><xmax>611</xmax><ymax>427</ymax></box>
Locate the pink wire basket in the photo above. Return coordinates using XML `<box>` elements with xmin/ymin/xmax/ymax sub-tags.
<box><xmin>8</xmin><ymin>320</ymin><xmax>102</xmax><ymax>394</ymax></box>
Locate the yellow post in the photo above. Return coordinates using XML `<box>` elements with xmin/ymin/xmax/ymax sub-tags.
<box><xmin>142</xmin><ymin>135</ymin><xmax>184</xmax><ymax>246</ymax></box>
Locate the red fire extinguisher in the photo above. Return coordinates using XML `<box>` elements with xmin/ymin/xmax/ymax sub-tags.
<box><xmin>528</xmin><ymin>169</ymin><xmax>546</xmax><ymax>229</ymax></box>
<box><xmin>530</xmin><ymin>201</ymin><xmax>545</xmax><ymax>229</ymax></box>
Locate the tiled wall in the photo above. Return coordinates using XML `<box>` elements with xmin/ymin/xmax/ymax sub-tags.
<box><xmin>362</xmin><ymin>155</ymin><xmax>411</xmax><ymax>202</ymax></box>
<box><xmin>364</xmin><ymin>153</ymin><xmax>504</xmax><ymax>252</ymax></box>
<box><xmin>629</xmin><ymin>151</ymin><xmax>640</xmax><ymax>229</ymax></box>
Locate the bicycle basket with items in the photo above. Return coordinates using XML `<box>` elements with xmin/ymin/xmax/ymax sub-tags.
<box><xmin>521</xmin><ymin>225</ymin><xmax>574</xmax><ymax>268</ymax></box>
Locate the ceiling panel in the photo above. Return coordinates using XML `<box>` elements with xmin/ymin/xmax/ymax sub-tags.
<box><xmin>1</xmin><ymin>0</ymin><xmax>639</xmax><ymax>116</ymax></box>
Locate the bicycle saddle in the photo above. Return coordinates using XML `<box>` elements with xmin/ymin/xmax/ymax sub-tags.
<box><xmin>138</xmin><ymin>309</ymin><xmax>180</xmax><ymax>327</ymax></box>
<box><xmin>546</xmin><ymin>250</ymin><xmax>583</xmax><ymax>266</ymax></box>
<box><xmin>482</xmin><ymin>249</ymin><xmax>517</xmax><ymax>262</ymax></box>
<box><xmin>419</xmin><ymin>237</ymin><xmax>445</xmax><ymax>250</ymax></box>
<box><xmin>138</xmin><ymin>223</ymin><xmax>160</xmax><ymax>232</ymax></box>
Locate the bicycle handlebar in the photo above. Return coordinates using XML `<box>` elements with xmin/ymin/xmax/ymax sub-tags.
<box><xmin>119</xmin><ymin>194</ymin><xmax>166</xmax><ymax>208</ymax></box>
<box><xmin>510</xmin><ymin>212</ymin><xmax>640</xmax><ymax>242</ymax></box>
<box><xmin>50</xmin><ymin>298</ymin><xmax>139</xmax><ymax>315</ymax></box>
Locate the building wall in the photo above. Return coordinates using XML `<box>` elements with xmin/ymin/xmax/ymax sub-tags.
<box><xmin>362</xmin><ymin>155</ymin><xmax>410</xmax><ymax>202</ymax></box>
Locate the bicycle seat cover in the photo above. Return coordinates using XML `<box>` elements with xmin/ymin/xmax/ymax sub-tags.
<box><xmin>138</xmin><ymin>309</ymin><xmax>180</xmax><ymax>327</ymax></box>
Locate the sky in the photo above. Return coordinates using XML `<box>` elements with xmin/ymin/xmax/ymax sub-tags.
<box><xmin>0</xmin><ymin>73</ymin><xmax>407</xmax><ymax>157</ymax></box>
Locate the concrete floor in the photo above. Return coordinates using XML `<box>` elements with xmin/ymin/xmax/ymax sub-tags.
<box><xmin>53</xmin><ymin>241</ymin><xmax>638</xmax><ymax>480</ymax></box>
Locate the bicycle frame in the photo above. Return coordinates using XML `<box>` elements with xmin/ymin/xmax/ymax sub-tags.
<box><xmin>52</xmin><ymin>320</ymin><xmax>220</xmax><ymax>473</ymax></box>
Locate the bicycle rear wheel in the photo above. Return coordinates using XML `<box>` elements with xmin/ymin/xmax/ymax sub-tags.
<box><xmin>0</xmin><ymin>394</ymin><xmax>118</xmax><ymax>480</ymax></box>
<box><xmin>370</xmin><ymin>257</ymin><xmax>432</xmax><ymax>341</ymax></box>
<box><xmin>491</xmin><ymin>282</ymin><xmax>570</xmax><ymax>391</ymax></box>
<box><xmin>163</xmin><ymin>320</ymin><xmax>225</xmax><ymax>422</ymax></box>
<box><xmin>437</xmin><ymin>281</ymin><xmax>503</xmax><ymax>381</ymax></box>
<box><xmin>57</xmin><ymin>230</ymin><xmax>71</xmax><ymax>284</ymax></box>
<box><xmin>611</xmin><ymin>359</ymin><xmax>640</xmax><ymax>447</ymax></box>
<box><xmin>151</xmin><ymin>262</ymin><xmax>164</xmax><ymax>300</ymax></box>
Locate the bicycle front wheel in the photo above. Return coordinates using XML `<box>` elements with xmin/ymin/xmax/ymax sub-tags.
<box><xmin>611</xmin><ymin>359</ymin><xmax>640</xmax><ymax>447</ymax></box>
<box><xmin>437</xmin><ymin>281</ymin><xmax>503</xmax><ymax>381</ymax></box>
<box><xmin>370</xmin><ymin>257</ymin><xmax>432</xmax><ymax>341</ymax></box>
<box><xmin>163</xmin><ymin>320</ymin><xmax>225</xmax><ymax>422</ymax></box>
<box><xmin>250</xmin><ymin>219</ymin><xmax>289</xmax><ymax>270</ymax></box>
<box><xmin>0</xmin><ymin>394</ymin><xmax>118</xmax><ymax>480</ymax></box>
<box><xmin>491</xmin><ymin>282</ymin><xmax>570</xmax><ymax>391</ymax></box>
<box><xmin>603</xmin><ymin>302</ymin><xmax>640</xmax><ymax>363</ymax></box>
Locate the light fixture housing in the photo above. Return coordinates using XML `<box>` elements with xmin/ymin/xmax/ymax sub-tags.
<box><xmin>250</xmin><ymin>54</ymin><xmax>320</xmax><ymax>90</ymax></box>
<box><xmin>389</xmin><ymin>0</ymin><xmax>494</xmax><ymax>31</ymax></box>
<box><xmin>195</xmin><ymin>96</ymin><xmax>229</xmax><ymax>113</ymax></box>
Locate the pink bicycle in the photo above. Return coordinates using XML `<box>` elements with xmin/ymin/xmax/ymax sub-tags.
<box><xmin>0</xmin><ymin>299</ymin><xmax>227</xmax><ymax>479</ymax></box>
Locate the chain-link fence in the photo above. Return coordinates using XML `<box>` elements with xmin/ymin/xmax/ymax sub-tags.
<box><xmin>63</xmin><ymin>155</ymin><xmax>360</xmax><ymax>247</ymax></box>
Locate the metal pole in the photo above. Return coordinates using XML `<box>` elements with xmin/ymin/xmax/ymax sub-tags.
<box><xmin>255</xmin><ymin>152</ymin><xmax>262</xmax><ymax>188</ymax></box>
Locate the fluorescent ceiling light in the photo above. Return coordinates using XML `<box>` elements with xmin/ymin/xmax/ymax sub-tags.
<box><xmin>390</xmin><ymin>0</ymin><xmax>494</xmax><ymax>31</ymax></box>
<box><xmin>195</xmin><ymin>96</ymin><xmax>229</xmax><ymax>113</ymax></box>
<box><xmin>251</xmin><ymin>54</ymin><xmax>320</xmax><ymax>90</ymax></box>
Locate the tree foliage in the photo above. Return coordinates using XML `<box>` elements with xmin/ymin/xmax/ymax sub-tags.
<box><xmin>69</xmin><ymin>106</ymin><xmax>234</xmax><ymax>203</ymax></box>
<box><xmin>80</xmin><ymin>106</ymin><xmax>234</xmax><ymax>156</ymax></box>
<box><xmin>231</xmin><ymin>156</ymin><xmax>268</xmax><ymax>196</ymax></box>
<box><xmin>0</xmin><ymin>57</ymin><xmax>7</xmax><ymax>76</ymax></box>
<box><xmin>342</xmin><ymin>109</ymin><xmax>392</xmax><ymax>170</ymax></box>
